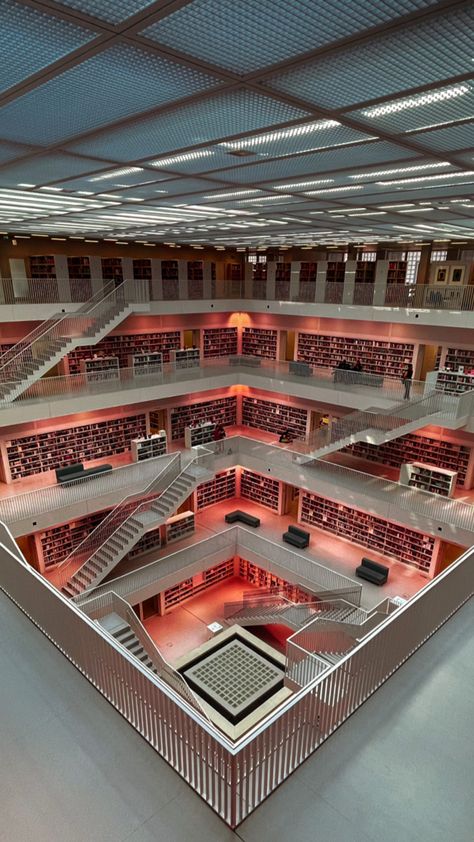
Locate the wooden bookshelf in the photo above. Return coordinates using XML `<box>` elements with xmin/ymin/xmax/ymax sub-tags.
<box><xmin>101</xmin><ymin>258</ymin><xmax>123</xmax><ymax>284</ymax></box>
<box><xmin>170</xmin><ymin>396</ymin><xmax>237</xmax><ymax>440</ymax></box>
<box><xmin>131</xmin><ymin>433</ymin><xmax>167</xmax><ymax>462</ymax></box>
<box><xmin>297</xmin><ymin>332</ymin><xmax>414</xmax><ymax>377</ymax></box>
<box><xmin>240</xmin><ymin>469</ymin><xmax>280</xmax><ymax>511</ymax></box>
<box><xmin>39</xmin><ymin>511</ymin><xmax>107</xmax><ymax>568</ymax></box>
<box><xmin>128</xmin><ymin>352</ymin><xmax>162</xmax><ymax>377</ymax></box>
<box><xmin>387</xmin><ymin>260</ymin><xmax>407</xmax><ymax>284</ymax></box>
<box><xmin>5</xmin><ymin>413</ymin><xmax>146</xmax><ymax>480</ymax></box>
<box><xmin>132</xmin><ymin>259</ymin><xmax>152</xmax><ymax>281</ymax></box>
<box><xmin>80</xmin><ymin>356</ymin><xmax>120</xmax><ymax>383</ymax></box>
<box><xmin>298</xmin><ymin>262</ymin><xmax>317</xmax><ymax>301</ymax></box>
<box><xmin>202</xmin><ymin>327</ymin><xmax>238</xmax><ymax>358</ymax></box>
<box><xmin>126</xmin><ymin>525</ymin><xmax>161</xmax><ymax>561</ymax></box>
<box><xmin>29</xmin><ymin>255</ymin><xmax>56</xmax><ymax>279</ymax></box>
<box><xmin>242</xmin><ymin>327</ymin><xmax>278</xmax><ymax>359</ymax></box>
<box><xmin>242</xmin><ymin>396</ymin><xmax>307</xmax><ymax>438</ymax></box>
<box><xmin>161</xmin><ymin>260</ymin><xmax>179</xmax><ymax>299</ymax></box>
<box><xmin>275</xmin><ymin>262</ymin><xmax>291</xmax><ymax>300</ymax></box>
<box><xmin>226</xmin><ymin>263</ymin><xmax>242</xmax><ymax>281</ymax></box>
<box><xmin>444</xmin><ymin>347</ymin><xmax>474</xmax><ymax>371</ymax></box>
<box><xmin>344</xmin><ymin>434</ymin><xmax>470</xmax><ymax>488</ymax></box>
<box><xmin>355</xmin><ymin>261</ymin><xmax>376</xmax><ymax>284</ymax></box>
<box><xmin>196</xmin><ymin>468</ymin><xmax>236</xmax><ymax>510</ymax></box>
<box><xmin>165</xmin><ymin>510</ymin><xmax>195</xmax><ymax>544</ymax></box>
<box><xmin>238</xmin><ymin>558</ymin><xmax>313</xmax><ymax>602</ymax></box>
<box><xmin>399</xmin><ymin>462</ymin><xmax>457</xmax><ymax>497</ymax></box>
<box><xmin>67</xmin><ymin>257</ymin><xmax>92</xmax><ymax>301</ymax></box>
<box><xmin>300</xmin><ymin>491</ymin><xmax>435</xmax><ymax>572</ymax></box>
<box><xmin>66</xmin><ymin>331</ymin><xmax>181</xmax><ymax>374</ymax></box>
<box><xmin>187</xmin><ymin>261</ymin><xmax>204</xmax><ymax>299</ymax></box>
<box><xmin>163</xmin><ymin>559</ymin><xmax>234</xmax><ymax>610</ymax></box>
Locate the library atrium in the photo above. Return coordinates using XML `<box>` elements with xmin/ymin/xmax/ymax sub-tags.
<box><xmin>0</xmin><ymin>1</ymin><xmax>473</xmax><ymax>839</ymax></box>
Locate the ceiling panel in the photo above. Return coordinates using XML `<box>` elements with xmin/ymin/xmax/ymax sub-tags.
<box><xmin>68</xmin><ymin>90</ymin><xmax>311</xmax><ymax>159</ymax></box>
<box><xmin>0</xmin><ymin>0</ymin><xmax>97</xmax><ymax>94</ymax></box>
<box><xmin>213</xmin><ymin>142</ymin><xmax>419</xmax><ymax>184</ymax></box>
<box><xmin>141</xmin><ymin>0</ymin><xmax>441</xmax><ymax>74</ymax></box>
<box><xmin>265</xmin><ymin>6</ymin><xmax>474</xmax><ymax>109</ymax></box>
<box><xmin>0</xmin><ymin>153</ymin><xmax>122</xmax><ymax>187</ymax></box>
<box><xmin>409</xmin><ymin>121</ymin><xmax>474</xmax><ymax>153</ymax></box>
<box><xmin>0</xmin><ymin>140</ymin><xmax>32</xmax><ymax>166</ymax></box>
<box><xmin>215</xmin><ymin>121</ymin><xmax>376</xmax><ymax>157</ymax></box>
<box><xmin>0</xmin><ymin>43</ymin><xmax>220</xmax><ymax>145</ymax></box>
<box><xmin>52</xmin><ymin>0</ymin><xmax>160</xmax><ymax>24</ymax></box>
<box><xmin>349</xmin><ymin>83</ymin><xmax>474</xmax><ymax>135</ymax></box>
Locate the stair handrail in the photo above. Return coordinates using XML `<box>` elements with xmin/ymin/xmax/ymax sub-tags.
<box><xmin>0</xmin><ymin>279</ymin><xmax>147</xmax><ymax>382</ymax></box>
<box><xmin>56</xmin><ymin>453</ymin><xmax>182</xmax><ymax>584</ymax></box>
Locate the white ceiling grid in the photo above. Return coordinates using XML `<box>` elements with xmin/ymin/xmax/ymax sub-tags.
<box><xmin>0</xmin><ymin>0</ymin><xmax>472</xmax><ymax>246</ymax></box>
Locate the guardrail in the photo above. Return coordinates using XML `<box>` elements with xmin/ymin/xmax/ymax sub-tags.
<box><xmin>0</xmin><ymin>519</ymin><xmax>471</xmax><ymax>827</ymax></box>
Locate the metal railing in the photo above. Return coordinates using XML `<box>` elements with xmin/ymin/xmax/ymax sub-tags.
<box><xmin>0</xmin><ymin>519</ymin><xmax>471</xmax><ymax>827</ymax></box>
<box><xmin>0</xmin><ymin>279</ymin><xmax>149</xmax><ymax>394</ymax></box>
<box><xmin>55</xmin><ymin>453</ymin><xmax>182</xmax><ymax>589</ymax></box>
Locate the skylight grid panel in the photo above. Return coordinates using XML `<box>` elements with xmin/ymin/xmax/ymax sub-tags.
<box><xmin>409</xmin><ymin>121</ymin><xmax>474</xmax><ymax>152</ymax></box>
<box><xmin>214</xmin><ymin>143</ymin><xmax>417</xmax><ymax>184</ymax></box>
<box><xmin>0</xmin><ymin>141</ymin><xmax>30</xmax><ymax>166</ymax></box>
<box><xmin>0</xmin><ymin>154</ymin><xmax>116</xmax><ymax>187</ymax></box>
<box><xmin>350</xmin><ymin>85</ymin><xmax>474</xmax><ymax>133</ymax></box>
<box><xmin>143</xmin><ymin>148</ymin><xmax>241</xmax><ymax>175</ymax></box>
<box><xmin>53</xmin><ymin>0</ymin><xmax>158</xmax><ymax>24</ymax></box>
<box><xmin>0</xmin><ymin>0</ymin><xmax>97</xmax><ymax>94</ymax></box>
<box><xmin>68</xmin><ymin>91</ymin><xmax>310</xmax><ymax>160</ymax></box>
<box><xmin>219</xmin><ymin>124</ymin><xmax>375</xmax><ymax>158</ymax></box>
<box><xmin>141</xmin><ymin>0</ymin><xmax>440</xmax><ymax>74</ymax></box>
<box><xmin>265</xmin><ymin>6</ymin><xmax>474</xmax><ymax>109</ymax></box>
<box><xmin>0</xmin><ymin>44</ymin><xmax>219</xmax><ymax>145</ymax></box>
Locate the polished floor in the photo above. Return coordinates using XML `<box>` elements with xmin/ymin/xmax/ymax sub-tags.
<box><xmin>0</xmin><ymin>589</ymin><xmax>472</xmax><ymax>842</ymax></box>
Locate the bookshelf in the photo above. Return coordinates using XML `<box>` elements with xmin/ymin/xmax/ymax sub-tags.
<box><xmin>355</xmin><ymin>261</ymin><xmax>376</xmax><ymax>284</ymax></box>
<box><xmin>326</xmin><ymin>261</ymin><xmax>345</xmax><ymax>283</ymax></box>
<box><xmin>296</xmin><ymin>332</ymin><xmax>414</xmax><ymax>377</ymax></box>
<box><xmin>435</xmin><ymin>370</ymin><xmax>474</xmax><ymax>394</ymax></box>
<box><xmin>163</xmin><ymin>559</ymin><xmax>234</xmax><ymax>610</ymax></box>
<box><xmin>184</xmin><ymin>422</ymin><xmax>215</xmax><ymax>448</ymax></box>
<box><xmin>39</xmin><ymin>510</ymin><xmax>107</xmax><ymax>568</ymax></box>
<box><xmin>67</xmin><ymin>257</ymin><xmax>92</xmax><ymax>301</ymax></box>
<box><xmin>161</xmin><ymin>260</ymin><xmax>179</xmax><ymax>299</ymax></box>
<box><xmin>202</xmin><ymin>327</ymin><xmax>238</xmax><ymax>358</ymax></box>
<box><xmin>131</xmin><ymin>433</ymin><xmax>167</xmax><ymax>462</ymax></box>
<box><xmin>300</xmin><ymin>491</ymin><xmax>435</xmax><ymax>572</ymax></box>
<box><xmin>196</xmin><ymin>468</ymin><xmax>236</xmax><ymax>510</ymax></box>
<box><xmin>165</xmin><ymin>510</ymin><xmax>195</xmax><ymax>544</ymax></box>
<box><xmin>169</xmin><ymin>348</ymin><xmax>200</xmax><ymax>370</ymax></box>
<box><xmin>385</xmin><ymin>261</ymin><xmax>407</xmax><ymax>304</ymax></box>
<box><xmin>170</xmin><ymin>396</ymin><xmax>237</xmax><ymax>440</ymax></box>
<box><xmin>101</xmin><ymin>258</ymin><xmax>123</xmax><ymax>284</ymax></box>
<box><xmin>80</xmin><ymin>356</ymin><xmax>120</xmax><ymax>383</ymax></box>
<box><xmin>444</xmin><ymin>347</ymin><xmax>474</xmax><ymax>371</ymax></box>
<box><xmin>298</xmin><ymin>262</ymin><xmax>317</xmax><ymax>301</ymax></box>
<box><xmin>29</xmin><ymin>255</ymin><xmax>56</xmax><ymax>279</ymax></box>
<box><xmin>187</xmin><ymin>261</ymin><xmax>204</xmax><ymax>299</ymax></box>
<box><xmin>252</xmin><ymin>262</ymin><xmax>267</xmax><ymax>299</ymax></box>
<box><xmin>344</xmin><ymin>433</ymin><xmax>470</xmax><ymax>488</ymax></box>
<box><xmin>126</xmin><ymin>525</ymin><xmax>161</xmax><ymax>561</ymax></box>
<box><xmin>399</xmin><ymin>462</ymin><xmax>457</xmax><ymax>497</ymax></box>
<box><xmin>275</xmin><ymin>262</ymin><xmax>291</xmax><ymax>300</ymax></box>
<box><xmin>132</xmin><ymin>259</ymin><xmax>152</xmax><ymax>281</ymax></box>
<box><xmin>242</xmin><ymin>327</ymin><xmax>278</xmax><ymax>359</ymax></box>
<box><xmin>240</xmin><ymin>469</ymin><xmax>280</xmax><ymax>511</ymax></box>
<box><xmin>242</xmin><ymin>396</ymin><xmax>308</xmax><ymax>438</ymax></box>
<box><xmin>128</xmin><ymin>352</ymin><xmax>162</xmax><ymax>377</ymax></box>
<box><xmin>5</xmin><ymin>413</ymin><xmax>147</xmax><ymax>480</ymax></box>
<box><xmin>66</xmin><ymin>331</ymin><xmax>181</xmax><ymax>374</ymax></box>
<box><xmin>226</xmin><ymin>263</ymin><xmax>242</xmax><ymax>281</ymax></box>
<box><xmin>238</xmin><ymin>558</ymin><xmax>313</xmax><ymax>602</ymax></box>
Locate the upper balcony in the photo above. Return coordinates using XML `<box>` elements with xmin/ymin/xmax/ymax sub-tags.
<box><xmin>1</xmin><ymin>274</ymin><xmax>474</xmax><ymax>329</ymax></box>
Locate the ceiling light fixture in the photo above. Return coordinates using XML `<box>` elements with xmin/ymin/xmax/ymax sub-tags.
<box><xmin>305</xmin><ymin>185</ymin><xmax>364</xmax><ymax>195</ymax></box>
<box><xmin>378</xmin><ymin>170</ymin><xmax>474</xmax><ymax>186</ymax></box>
<box><xmin>218</xmin><ymin>120</ymin><xmax>340</xmax><ymax>150</ymax></box>
<box><xmin>273</xmin><ymin>179</ymin><xmax>334</xmax><ymax>190</ymax></box>
<box><xmin>362</xmin><ymin>85</ymin><xmax>469</xmax><ymax>118</ymax></box>
<box><xmin>349</xmin><ymin>162</ymin><xmax>452</xmax><ymax>179</ymax></box>
<box><xmin>149</xmin><ymin>151</ymin><xmax>214</xmax><ymax>168</ymax></box>
<box><xmin>88</xmin><ymin>167</ymin><xmax>144</xmax><ymax>182</ymax></box>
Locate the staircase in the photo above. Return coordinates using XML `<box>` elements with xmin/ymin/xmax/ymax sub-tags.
<box><xmin>110</xmin><ymin>622</ymin><xmax>159</xmax><ymax>675</ymax></box>
<box><xmin>0</xmin><ymin>279</ymin><xmax>149</xmax><ymax>401</ymax></box>
<box><xmin>59</xmin><ymin>454</ymin><xmax>212</xmax><ymax>598</ymax></box>
<box><xmin>293</xmin><ymin>389</ymin><xmax>462</xmax><ymax>460</ymax></box>
<box><xmin>225</xmin><ymin>594</ymin><xmax>367</xmax><ymax>632</ymax></box>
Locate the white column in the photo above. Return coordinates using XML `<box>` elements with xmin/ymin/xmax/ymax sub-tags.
<box><xmin>89</xmin><ymin>256</ymin><xmax>103</xmax><ymax>295</ymax></box>
<box><xmin>178</xmin><ymin>260</ymin><xmax>187</xmax><ymax>299</ymax></box>
<box><xmin>373</xmin><ymin>260</ymin><xmax>389</xmax><ymax>305</ymax></box>
<box><xmin>315</xmin><ymin>261</ymin><xmax>327</xmax><ymax>303</ymax></box>
<box><xmin>122</xmin><ymin>257</ymin><xmax>133</xmax><ymax>280</ymax></box>
<box><xmin>266</xmin><ymin>261</ymin><xmax>276</xmax><ymax>299</ymax></box>
<box><xmin>290</xmin><ymin>261</ymin><xmax>300</xmax><ymax>300</ymax></box>
<box><xmin>203</xmin><ymin>261</ymin><xmax>213</xmax><ymax>298</ymax></box>
<box><xmin>342</xmin><ymin>259</ymin><xmax>356</xmax><ymax>305</ymax></box>
<box><xmin>244</xmin><ymin>263</ymin><xmax>253</xmax><ymax>298</ymax></box>
<box><xmin>151</xmin><ymin>259</ymin><xmax>162</xmax><ymax>300</ymax></box>
<box><xmin>54</xmin><ymin>254</ymin><xmax>71</xmax><ymax>301</ymax></box>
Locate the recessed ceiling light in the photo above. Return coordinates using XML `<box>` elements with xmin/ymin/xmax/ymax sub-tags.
<box><xmin>149</xmin><ymin>151</ymin><xmax>214</xmax><ymax>168</ymax></box>
<box><xmin>378</xmin><ymin>171</ymin><xmax>474</xmax><ymax>186</ymax></box>
<box><xmin>88</xmin><ymin>167</ymin><xmax>144</xmax><ymax>183</ymax></box>
<box><xmin>203</xmin><ymin>190</ymin><xmax>261</xmax><ymax>200</ymax></box>
<box><xmin>17</xmin><ymin>183</ymin><xmax>36</xmax><ymax>188</ymax></box>
<box><xmin>349</xmin><ymin>162</ymin><xmax>451</xmax><ymax>179</ymax></box>
<box><xmin>273</xmin><ymin>179</ymin><xmax>334</xmax><ymax>190</ymax></box>
<box><xmin>305</xmin><ymin>185</ymin><xmax>364</xmax><ymax>195</ymax></box>
<box><xmin>39</xmin><ymin>186</ymin><xmax>63</xmax><ymax>192</ymax></box>
<box><xmin>218</xmin><ymin>120</ymin><xmax>340</xmax><ymax>151</ymax></box>
<box><xmin>362</xmin><ymin>85</ymin><xmax>469</xmax><ymax>118</ymax></box>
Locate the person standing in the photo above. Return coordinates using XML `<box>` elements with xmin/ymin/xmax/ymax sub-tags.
<box><xmin>212</xmin><ymin>422</ymin><xmax>226</xmax><ymax>453</ymax></box>
<box><xmin>402</xmin><ymin>363</ymin><xmax>413</xmax><ymax>399</ymax></box>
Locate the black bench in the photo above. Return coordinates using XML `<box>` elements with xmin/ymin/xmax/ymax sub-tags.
<box><xmin>225</xmin><ymin>510</ymin><xmax>260</xmax><ymax>527</ymax></box>
<box><xmin>283</xmin><ymin>524</ymin><xmax>310</xmax><ymax>549</ymax></box>
<box><xmin>356</xmin><ymin>557</ymin><xmax>389</xmax><ymax>585</ymax></box>
<box><xmin>56</xmin><ymin>462</ymin><xmax>113</xmax><ymax>485</ymax></box>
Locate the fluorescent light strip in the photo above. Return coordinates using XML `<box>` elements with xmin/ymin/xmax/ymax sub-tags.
<box><xmin>202</xmin><ymin>190</ymin><xmax>261</xmax><ymax>200</ymax></box>
<box><xmin>349</xmin><ymin>162</ymin><xmax>451</xmax><ymax>179</ymax></box>
<box><xmin>305</xmin><ymin>185</ymin><xmax>364</xmax><ymax>195</ymax></box>
<box><xmin>273</xmin><ymin>179</ymin><xmax>334</xmax><ymax>190</ymax></box>
<box><xmin>218</xmin><ymin>120</ymin><xmax>340</xmax><ymax>150</ymax></box>
<box><xmin>362</xmin><ymin>85</ymin><xmax>469</xmax><ymax>118</ymax></box>
<box><xmin>377</xmin><ymin>170</ymin><xmax>474</xmax><ymax>185</ymax></box>
<box><xmin>88</xmin><ymin>167</ymin><xmax>144</xmax><ymax>183</ymax></box>
<box><xmin>149</xmin><ymin>150</ymin><xmax>214</xmax><ymax>168</ymax></box>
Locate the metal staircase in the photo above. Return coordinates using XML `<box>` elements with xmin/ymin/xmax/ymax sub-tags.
<box><xmin>224</xmin><ymin>594</ymin><xmax>368</xmax><ymax>632</ymax></box>
<box><xmin>59</xmin><ymin>452</ymin><xmax>213</xmax><ymax>598</ymax></box>
<box><xmin>0</xmin><ymin>279</ymin><xmax>149</xmax><ymax>401</ymax></box>
<box><xmin>293</xmin><ymin>389</ymin><xmax>463</xmax><ymax>460</ymax></box>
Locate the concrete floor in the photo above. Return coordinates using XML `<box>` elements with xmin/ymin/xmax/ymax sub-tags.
<box><xmin>0</xmin><ymin>588</ymin><xmax>472</xmax><ymax>842</ymax></box>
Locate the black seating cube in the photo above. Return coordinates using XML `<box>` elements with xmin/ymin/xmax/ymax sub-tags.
<box><xmin>56</xmin><ymin>462</ymin><xmax>113</xmax><ymax>485</ymax></box>
<box><xmin>356</xmin><ymin>557</ymin><xmax>389</xmax><ymax>585</ymax></box>
<box><xmin>283</xmin><ymin>524</ymin><xmax>310</xmax><ymax>549</ymax></box>
<box><xmin>225</xmin><ymin>510</ymin><xmax>260</xmax><ymax>528</ymax></box>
